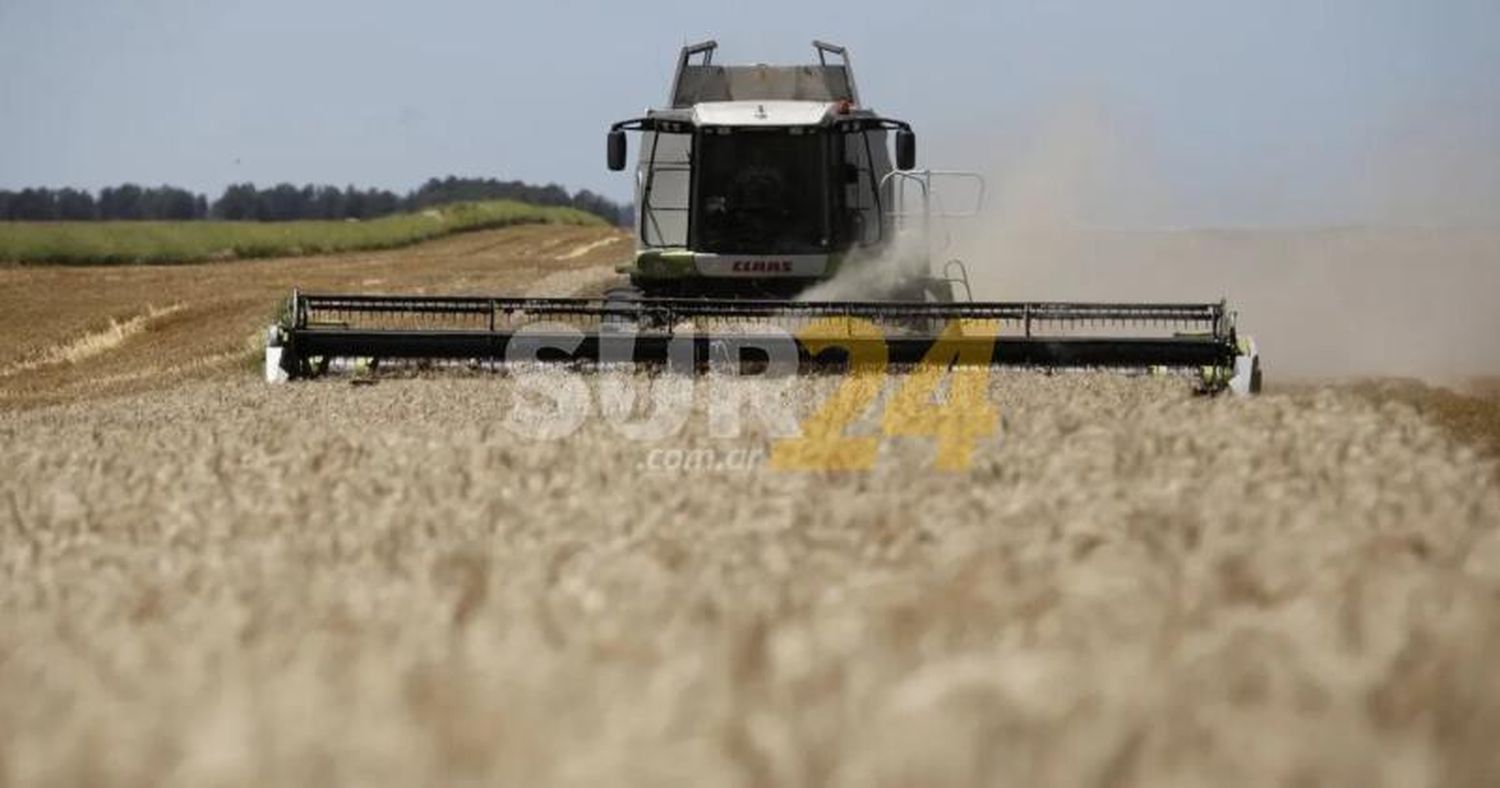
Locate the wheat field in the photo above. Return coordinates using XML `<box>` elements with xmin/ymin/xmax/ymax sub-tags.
<box><xmin>3</xmin><ymin>369</ymin><xmax>1497</xmax><ymax>787</ymax></box>
<box><xmin>0</xmin><ymin>201</ymin><xmax>603</xmax><ymax>266</ymax></box>
<box><xmin>2</xmin><ymin>225</ymin><xmax>1499</xmax><ymax>787</ymax></box>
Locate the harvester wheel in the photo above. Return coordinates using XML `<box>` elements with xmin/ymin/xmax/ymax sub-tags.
<box><xmin>924</xmin><ymin>278</ymin><xmax>957</xmax><ymax>304</ymax></box>
<box><xmin>887</xmin><ymin>278</ymin><xmax>956</xmax><ymax>334</ymax></box>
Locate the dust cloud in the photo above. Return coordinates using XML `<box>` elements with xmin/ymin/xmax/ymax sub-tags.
<box><xmin>938</xmin><ymin>99</ymin><xmax>1500</xmax><ymax>381</ymax></box>
<box><xmin>795</xmin><ymin>232</ymin><xmax>931</xmax><ymax>301</ymax></box>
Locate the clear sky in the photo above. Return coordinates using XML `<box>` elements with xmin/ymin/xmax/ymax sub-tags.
<box><xmin>2</xmin><ymin>0</ymin><xmax>1496</xmax><ymax>227</ymax></box>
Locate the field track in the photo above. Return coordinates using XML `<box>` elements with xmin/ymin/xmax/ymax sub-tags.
<box><xmin>0</xmin><ymin>226</ymin><xmax>630</xmax><ymax>410</ymax></box>
<box><xmin>1</xmin><ymin>226</ymin><xmax>1498</xmax><ymax>786</ymax></box>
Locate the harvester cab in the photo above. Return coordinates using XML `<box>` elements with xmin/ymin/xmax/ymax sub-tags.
<box><xmin>266</xmin><ymin>39</ymin><xmax>1261</xmax><ymax>396</ymax></box>
<box><xmin>605</xmin><ymin>40</ymin><xmax>978</xmax><ymax>303</ymax></box>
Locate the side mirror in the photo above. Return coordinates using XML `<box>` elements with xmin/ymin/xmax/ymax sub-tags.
<box><xmin>895</xmin><ymin>130</ymin><xmax>916</xmax><ymax>171</ymax></box>
<box><xmin>607</xmin><ymin>130</ymin><xmax>627</xmax><ymax>171</ymax></box>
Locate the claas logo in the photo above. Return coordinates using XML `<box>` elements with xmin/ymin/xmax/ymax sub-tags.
<box><xmin>731</xmin><ymin>260</ymin><xmax>794</xmax><ymax>273</ymax></box>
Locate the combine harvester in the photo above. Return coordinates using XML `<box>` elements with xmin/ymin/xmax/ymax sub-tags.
<box><xmin>267</xmin><ymin>40</ymin><xmax>1260</xmax><ymax>394</ymax></box>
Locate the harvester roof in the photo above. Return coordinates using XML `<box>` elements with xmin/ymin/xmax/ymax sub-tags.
<box><xmin>668</xmin><ymin>40</ymin><xmax>861</xmax><ymax>109</ymax></box>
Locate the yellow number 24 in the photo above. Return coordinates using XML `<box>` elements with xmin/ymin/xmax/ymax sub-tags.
<box><xmin>771</xmin><ymin>318</ymin><xmax>999</xmax><ymax>472</ymax></box>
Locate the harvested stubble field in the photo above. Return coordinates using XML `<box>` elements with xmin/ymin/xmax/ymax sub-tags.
<box><xmin>0</xmin><ymin>224</ymin><xmax>630</xmax><ymax>410</ymax></box>
<box><xmin>1</xmin><ymin>226</ymin><xmax>1499</xmax><ymax>787</ymax></box>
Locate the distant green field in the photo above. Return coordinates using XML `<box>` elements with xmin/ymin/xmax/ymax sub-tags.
<box><xmin>0</xmin><ymin>200</ymin><xmax>605</xmax><ymax>265</ymax></box>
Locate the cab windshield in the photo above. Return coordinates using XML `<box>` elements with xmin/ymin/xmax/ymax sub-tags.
<box><xmin>693</xmin><ymin>130</ymin><xmax>828</xmax><ymax>255</ymax></box>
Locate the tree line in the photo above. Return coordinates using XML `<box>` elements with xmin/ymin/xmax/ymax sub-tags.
<box><xmin>0</xmin><ymin>177</ymin><xmax>630</xmax><ymax>225</ymax></box>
